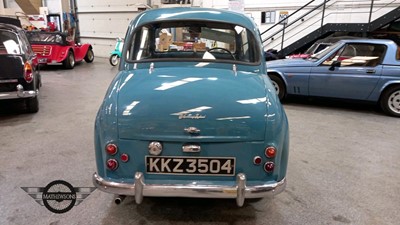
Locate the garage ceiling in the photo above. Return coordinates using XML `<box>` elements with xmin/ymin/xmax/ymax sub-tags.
<box><xmin>15</xmin><ymin>0</ymin><xmax>41</xmax><ymax>14</ymax></box>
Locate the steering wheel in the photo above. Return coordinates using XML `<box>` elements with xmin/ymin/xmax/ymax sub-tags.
<box><xmin>208</xmin><ymin>47</ymin><xmax>235</xmax><ymax>60</ymax></box>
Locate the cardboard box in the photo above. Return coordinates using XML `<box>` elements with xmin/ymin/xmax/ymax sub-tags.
<box><xmin>193</xmin><ymin>42</ymin><xmax>206</xmax><ymax>51</ymax></box>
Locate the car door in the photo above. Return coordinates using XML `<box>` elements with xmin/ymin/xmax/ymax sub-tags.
<box><xmin>309</xmin><ymin>43</ymin><xmax>385</xmax><ymax>100</ymax></box>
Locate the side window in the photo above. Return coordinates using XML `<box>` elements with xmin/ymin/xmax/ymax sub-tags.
<box><xmin>0</xmin><ymin>30</ymin><xmax>21</xmax><ymax>55</ymax></box>
<box><xmin>240</xmin><ymin>28</ymin><xmax>250</xmax><ymax>61</ymax></box>
<box><xmin>322</xmin><ymin>43</ymin><xmax>386</xmax><ymax>67</ymax></box>
<box><xmin>20</xmin><ymin>32</ymin><xmax>33</xmax><ymax>55</ymax></box>
<box><xmin>128</xmin><ymin>27</ymin><xmax>151</xmax><ymax>61</ymax></box>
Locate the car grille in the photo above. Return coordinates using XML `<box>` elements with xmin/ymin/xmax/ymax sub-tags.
<box><xmin>32</xmin><ymin>46</ymin><xmax>51</xmax><ymax>56</ymax></box>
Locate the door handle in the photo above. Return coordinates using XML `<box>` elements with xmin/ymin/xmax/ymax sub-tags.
<box><xmin>366</xmin><ymin>69</ymin><xmax>376</xmax><ymax>74</ymax></box>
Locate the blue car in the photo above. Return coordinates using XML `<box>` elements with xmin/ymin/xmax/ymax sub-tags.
<box><xmin>267</xmin><ymin>39</ymin><xmax>400</xmax><ymax>117</ymax></box>
<box><xmin>93</xmin><ymin>7</ymin><xmax>289</xmax><ymax>206</ymax></box>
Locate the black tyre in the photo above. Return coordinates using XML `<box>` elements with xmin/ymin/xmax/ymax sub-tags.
<box><xmin>380</xmin><ymin>86</ymin><xmax>400</xmax><ymax>117</ymax></box>
<box><xmin>84</xmin><ymin>48</ymin><xmax>94</xmax><ymax>63</ymax></box>
<box><xmin>63</xmin><ymin>51</ymin><xmax>75</xmax><ymax>69</ymax></box>
<box><xmin>269</xmin><ymin>74</ymin><xmax>286</xmax><ymax>101</ymax></box>
<box><xmin>25</xmin><ymin>96</ymin><xmax>39</xmax><ymax>113</ymax></box>
<box><xmin>109</xmin><ymin>54</ymin><xmax>119</xmax><ymax>66</ymax></box>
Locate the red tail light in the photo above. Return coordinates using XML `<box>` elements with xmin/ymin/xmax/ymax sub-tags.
<box><xmin>106</xmin><ymin>159</ymin><xmax>118</xmax><ymax>170</ymax></box>
<box><xmin>106</xmin><ymin>143</ymin><xmax>118</xmax><ymax>155</ymax></box>
<box><xmin>120</xmin><ymin>153</ymin><xmax>129</xmax><ymax>162</ymax></box>
<box><xmin>264</xmin><ymin>162</ymin><xmax>274</xmax><ymax>173</ymax></box>
<box><xmin>265</xmin><ymin>146</ymin><xmax>276</xmax><ymax>158</ymax></box>
<box><xmin>24</xmin><ymin>62</ymin><xmax>33</xmax><ymax>83</ymax></box>
<box><xmin>253</xmin><ymin>156</ymin><xmax>262</xmax><ymax>165</ymax></box>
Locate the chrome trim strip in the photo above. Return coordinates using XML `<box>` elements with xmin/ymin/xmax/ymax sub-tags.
<box><xmin>0</xmin><ymin>79</ymin><xmax>18</xmax><ymax>83</ymax></box>
<box><xmin>0</xmin><ymin>85</ymin><xmax>38</xmax><ymax>100</ymax></box>
<box><xmin>93</xmin><ymin>172</ymin><xmax>286</xmax><ymax>207</ymax></box>
<box><xmin>184</xmin><ymin>127</ymin><xmax>201</xmax><ymax>134</ymax></box>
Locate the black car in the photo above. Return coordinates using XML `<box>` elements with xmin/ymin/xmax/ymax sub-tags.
<box><xmin>0</xmin><ymin>21</ymin><xmax>41</xmax><ymax>113</ymax></box>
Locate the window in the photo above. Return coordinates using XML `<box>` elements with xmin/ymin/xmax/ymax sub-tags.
<box><xmin>26</xmin><ymin>32</ymin><xmax>65</xmax><ymax>45</ymax></box>
<box><xmin>261</xmin><ymin>11</ymin><xmax>276</xmax><ymax>24</ymax></box>
<box><xmin>127</xmin><ymin>21</ymin><xmax>259</xmax><ymax>64</ymax></box>
<box><xmin>0</xmin><ymin>30</ymin><xmax>21</xmax><ymax>55</ymax></box>
<box><xmin>321</xmin><ymin>43</ymin><xmax>386</xmax><ymax>67</ymax></box>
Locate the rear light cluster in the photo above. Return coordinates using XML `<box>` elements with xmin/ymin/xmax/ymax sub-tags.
<box><xmin>253</xmin><ymin>146</ymin><xmax>277</xmax><ymax>173</ymax></box>
<box><xmin>105</xmin><ymin>143</ymin><xmax>129</xmax><ymax>170</ymax></box>
<box><xmin>24</xmin><ymin>62</ymin><xmax>33</xmax><ymax>83</ymax></box>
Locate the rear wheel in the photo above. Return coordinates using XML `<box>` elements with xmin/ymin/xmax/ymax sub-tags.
<box><xmin>269</xmin><ymin>74</ymin><xmax>286</xmax><ymax>101</ymax></box>
<box><xmin>380</xmin><ymin>86</ymin><xmax>400</xmax><ymax>117</ymax></box>
<box><xmin>63</xmin><ymin>51</ymin><xmax>75</xmax><ymax>69</ymax></box>
<box><xmin>109</xmin><ymin>54</ymin><xmax>120</xmax><ymax>66</ymax></box>
<box><xmin>84</xmin><ymin>48</ymin><xmax>94</xmax><ymax>63</ymax></box>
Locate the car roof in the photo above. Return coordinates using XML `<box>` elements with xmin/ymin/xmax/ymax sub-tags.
<box><xmin>130</xmin><ymin>7</ymin><xmax>257</xmax><ymax>31</ymax></box>
<box><xmin>0</xmin><ymin>17</ymin><xmax>22</xmax><ymax>28</ymax></box>
<box><xmin>0</xmin><ymin>22</ymin><xmax>23</xmax><ymax>32</ymax></box>
<box><xmin>337</xmin><ymin>38</ymin><xmax>396</xmax><ymax>45</ymax></box>
<box><xmin>26</xmin><ymin>31</ymin><xmax>67</xmax><ymax>37</ymax></box>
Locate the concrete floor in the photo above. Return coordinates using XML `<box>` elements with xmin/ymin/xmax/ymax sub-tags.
<box><xmin>1</xmin><ymin>58</ymin><xmax>399</xmax><ymax>225</ymax></box>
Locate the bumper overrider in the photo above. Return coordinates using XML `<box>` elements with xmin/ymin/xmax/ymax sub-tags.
<box><xmin>0</xmin><ymin>84</ymin><xmax>38</xmax><ymax>100</ymax></box>
<box><xmin>93</xmin><ymin>172</ymin><xmax>286</xmax><ymax>206</ymax></box>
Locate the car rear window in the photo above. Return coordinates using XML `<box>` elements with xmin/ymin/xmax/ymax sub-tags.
<box><xmin>126</xmin><ymin>21</ymin><xmax>260</xmax><ymax>64</ymax></box>
<box><xmin>26</xmin><ymin>32</ymin><xmax>65</xmax><ymax>45</ymax></box>
<box><xmin>0</xmin><ymin>30</ymin><xmax>21</xmax><ymax>55</ymax></box>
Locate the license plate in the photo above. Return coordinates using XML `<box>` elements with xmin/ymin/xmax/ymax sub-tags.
<box><xmin>39</xmin><ymin>58</ymin><xmax>47</xmax><ymax>63</ymax></box>
<box><xmin>146</xmin><ymin>156</ymin><xmax>235</xmax><ymax>176</ymax></box>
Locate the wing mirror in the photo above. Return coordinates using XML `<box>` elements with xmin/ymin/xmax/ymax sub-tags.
<box><xmin>329</xmin><ymin>60</ymin><xmax>341</xmax><ymax>71</ymax></box>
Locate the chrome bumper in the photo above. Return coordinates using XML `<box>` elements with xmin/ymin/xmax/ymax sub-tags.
<box><xmin>93</xmin><ymin>172</ymin><xmax>286</xmax><ymax>207</ymax></box>
<box><xmin>0</xmin><ymin>84</ymin><xmax>38</xmax><ymax>100</ymax></box>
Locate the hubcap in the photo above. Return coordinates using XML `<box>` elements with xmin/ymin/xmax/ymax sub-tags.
<box><xmin>388</xmin><ymin>90</ymin><xmax>400</xmax><ymax>114</ymax></box>
<box><xmin>111</xmin><ymin>55</ymin><xmax>119</xmax><ymax>65</ymax></box>
<box><xmin>88</xmin><ymin>50</ymin><xmax>94</xmax><ymax>60</ymax></box>
<box><xmin>70</xmin><ymin>54</ymin><xmax>75</xmax><ymax>67</ymax></box>
<box><xmin>271</xmin><ymin>80</ymin><xmax>280</xmax><ymax>95</ymax></box>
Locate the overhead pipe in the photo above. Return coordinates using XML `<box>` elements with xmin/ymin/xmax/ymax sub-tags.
<box><xmin>320</xmin><ymin>0</ymin><xmax>327</xmax><ymax>34</ymax></box>
<box><xmin>368</xmin><ymin>0</ymin><xmax>375</xmax><ymax>31</ymax></box>
<box><xmin>69</xmin><ymin>0</ymin><xmax>80</xmax><ymax>42</ymax></box>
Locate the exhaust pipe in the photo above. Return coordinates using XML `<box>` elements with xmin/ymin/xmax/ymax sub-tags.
<box><xmin>114</xmin><ymin>195</ymin><xmax>126</xmax><ymax>205</ymax></box>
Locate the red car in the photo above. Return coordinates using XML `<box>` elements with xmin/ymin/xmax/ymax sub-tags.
<box><xmin>26</xmin><ymin>31</ymin><xmax>94</xmax><ymax>69</ymax></box>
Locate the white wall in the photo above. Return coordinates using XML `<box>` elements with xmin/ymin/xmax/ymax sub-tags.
<box><xmin>0</xmin><ymin>1</ymin><xmax>28</xmax><ymax>26</ymax></box>
<box><xmin>75</xmin><ymin>0</ymin><xmax>150</xmax><ymax>58</ymax></box>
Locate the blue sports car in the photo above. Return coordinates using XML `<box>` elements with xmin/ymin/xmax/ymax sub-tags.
<box><xmin>267</xmin><ymin>39</ymin><xmax>400</xmax><ymax>117</ymax></box>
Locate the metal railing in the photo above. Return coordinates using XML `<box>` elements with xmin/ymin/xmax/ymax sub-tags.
<box><xmin>261</xmin><ymin>0</ymin><xmax>400</xmax><ymax>53</ymax></box>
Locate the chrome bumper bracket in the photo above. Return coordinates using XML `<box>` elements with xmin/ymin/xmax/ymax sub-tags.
<box><xmin>236</xmin><ymin>173</ymin><xmax>246</xmax><ymax>207</ymax></box>
<box><xmin>134</xmin><ymin>172</ymin><xmax>144</xmax><ymax>204</ymax></box>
